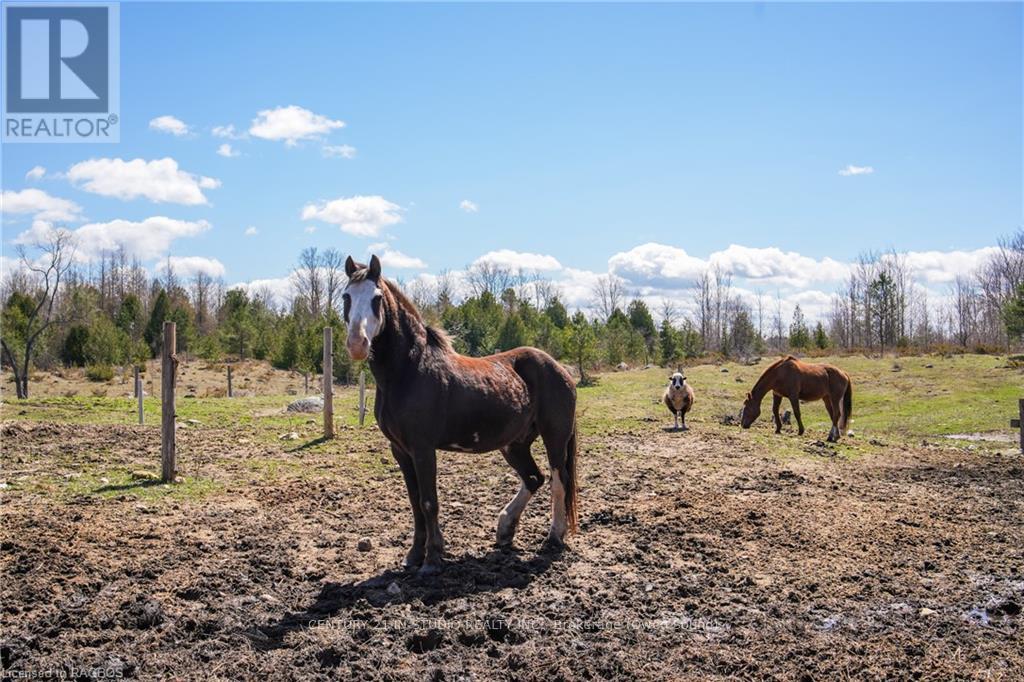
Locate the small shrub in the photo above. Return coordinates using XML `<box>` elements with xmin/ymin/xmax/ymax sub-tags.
<box><xmin>85</xmin><ymin>365</ymin><xmax>115</xmax><ymax>382</ymax></box>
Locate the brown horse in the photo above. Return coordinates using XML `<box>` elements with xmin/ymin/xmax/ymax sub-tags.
<box><xmin>740</xmin><ymin>356</ymin><xmax>852</xmax><ymax>442</ymax></box>
<box><xmin>342</xmin><ymin>255</ymin><xmax>579</xmax><ymax>576</ymax></box>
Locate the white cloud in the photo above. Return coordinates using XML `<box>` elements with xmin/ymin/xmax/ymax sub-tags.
<box><xmin>304</xmin><ymin>226</ymin><xmax>317</xmax><ymax>234</ymax></box>
<box><xmin>25</xmin><ymin>166</ymin><xmax>46</xmax><ymax>181</ymax></box>
<box><xmin>217</xmin><ymin>143</ymin><xmax>240</xmax><ymax>158</ymax></box>
<box><xmin>900</xmin><ymin>247</ymin><xmax>1001</xmax><ymax>284</ymax></box>
<box><xmin>244</xmin><ymin>226</ymin><xmax>259</xmax><ymax>237</ymax></box>
<box><xmin>459</xmin><ymin>199</ymin><xmax>479</xmax><ymax>213</ymax></box>
<box><xmin>838</xmin><ymin>164</ymin><xmax>874</xmax><ymax>176</ymax></box>
<box><xmin>709</xmin><ymin>244</ymin><xmax>849</xmax><ymax>287</ymax></box>
<box><xmin>1</xmin><ymin>188</ymin><xmax>82</xmax><ymax>222</ymax></box>
<box><xmin>608</xmin><ymin>243</ymin><xmax>708</xmax><ymax>288</ymax></box>
<box><xmin>372</xmin><ymin>247</ymin><xmax>427</xmax><ymax>270</ymax></box>
<box><xmin>248</xmin><ymin>105</ymin><xmax>345</xmax><ymax>146</ymax></box>
<box><xmin>67</xmin><ymin>157</ymin><xmax>220</xmax><ymax>206</ymax></box>
<box><xmin>473</xmin><ymin>249</ymin><xmax>562</xmax><ymax>272</ymax></box>
<box><xmin>231</xmin><ymin>277</ymin><xmax>294</xmax><ymax>307</ymax></box>
<box><xmin>161</xmin><ymin>256</ymin><xmax>226</xmax><ymax>279</ymax></box>
<box><xmin>322</xmin><ymin>144</ymin><xmax>356</xmax><ymax>159</ymax></box>
<box><xmin>43</xmin><ymin>216</ymin><xmax>212</xmax><ymax>262</ymax></box>
<box><xmin>149</xmin><ymin>115</ymin><xmax>190</xmax><ymax>136</ymax></box>
<box><xmin>212</xmin><ymin>124</ymin><xmax>245</xmax><ymax>139</ymax></box>
<box><xmin>301</xmin><ymin>195</ymin><xmax>402</xmax><ymax>237</ymax></box>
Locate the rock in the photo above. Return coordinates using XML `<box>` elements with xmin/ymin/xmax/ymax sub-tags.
<box><xmin>720</xmin><ymin>414</ymin><xmax>737</xmax><ymax>426</ymax></box>
<box><xmin>287</xmin><ymin>396</ymin><xmax>324</xmax><ymax>413</ymax></box>
<box><xmin>721</xmin><ymin>368</ymin><xmax>729</xmax><ymax>373</ymax></box>
<box><xmin>279</xmin><ymin>432</ymin><xmax>300</xmax><ymax>441</ymax></box>
<box><xmin>918</xmin><ymin>607</ymin><xmax>937</xmax><ymax>617</ymax></box>
<box><xmin>386</xmin><ymin>581</ymin><xmax>402</xmax><ymax>595</ymax></box>
<box><xmin>925</xmin><ymin>363</ymin><xmax>934</xmax><ymax>368</ymax></box>
<box><xmin>356</xmin><ymin>537</ymin><xmax>372</xmax><ymax>552</ymax></box>
<box><xmin>847</xmin><ymin>430</ymin><xmax>855</xmax><ymax>437</ymax></box>
<box><xmin>781</xmin><ymin>410</ymin><xmax>792</xmax><ymax>425</ymax></box>
<box><xmin>186</xmin><ymin>418</ymin><xmax>201</xmax><ymax>425</ymax></box>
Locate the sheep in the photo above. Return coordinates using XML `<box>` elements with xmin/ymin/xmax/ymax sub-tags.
<box><xmin>663</xmin><ymin>371</ymin><xmax>695</xmax><ymax>431</ymax></box>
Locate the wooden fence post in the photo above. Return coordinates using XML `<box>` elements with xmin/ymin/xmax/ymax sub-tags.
<box><xmin>359</xmin><ymin>370</ymin><xmax>366</xmax><ymax>426</ymax></box>
<box><xmin>135</xmin><ymin>367</ymin><xmax>143</xmax><ymax>425</ymax></box>
<box><xmin>227</xmin><ymin>364</ymin><xmax>233</xmax><ymax>398</ymax></box>
<box><xmin>161</xmin><ymin>321</ymin><xmax>178</xmax><ymax>483</ymax></box>
<box><xmin>1019</xmin><ymin>399</ymin><xmax>1023</xmax><ymax>455</ymax></box>
<box><xmin>323</xmin><ymin>327</ymin><xmax>334</xmax><ymax>439</ymax></box>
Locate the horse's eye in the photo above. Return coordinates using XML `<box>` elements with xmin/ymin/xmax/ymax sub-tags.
<box><xmin>371</xmin><ymin>294</ymin><xmax>382</xmax><ymax>318</ymax></box>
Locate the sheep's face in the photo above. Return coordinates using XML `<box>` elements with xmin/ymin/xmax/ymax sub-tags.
<box><xmin>667</xmin><ymin>372</ymin><xmax>686</xmax><ymax>392</ymax></box>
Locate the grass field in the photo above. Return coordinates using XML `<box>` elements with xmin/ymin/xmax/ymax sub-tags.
<box><xmin>3</xmin><ymin>352</ymin><xmax>1018</xmax><ymax>501</ymax></box>
<box><xmin>1</xmin><ymin>353</ymin><xmax>1021</xmax><ymax>679</ymax></box>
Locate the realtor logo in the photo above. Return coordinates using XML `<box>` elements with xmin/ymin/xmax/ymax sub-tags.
<box><xmin>3</xmin><ymin>2</ymin><xmax>120</xmax><ymax>142</ymax></box>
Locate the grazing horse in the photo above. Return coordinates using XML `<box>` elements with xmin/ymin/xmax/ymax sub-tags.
<box><xmin>740</xmin><ymin>356</ymin><xmax>852</xmax><ymax>442</ymax></box>
<box><xmin>342</xmin><ymin>255</ymin><xmax>579</xmax><ymax>576</ymax></box>
<box><xmin>663</xmin><ymin>371</ymin><xmax>695</xmax><ymax>431</ymax></box>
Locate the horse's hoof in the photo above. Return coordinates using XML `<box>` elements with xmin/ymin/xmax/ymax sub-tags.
<box><xmin>403</xmin><ymin>550</ymin><xmax>425</xmax><ymax>569</ymax></box>
<box><xmin>417</xmin><ymin>561</ymin><xmax>443</xmax><ymax>577</ymax></box>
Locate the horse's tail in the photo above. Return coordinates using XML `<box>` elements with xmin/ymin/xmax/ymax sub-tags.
<box><xmin>564</xmin><ymin>419</ymin><xmax>579</xmax><ymax>534</ymax></box>
<box><xmin>841</xmin><ymin>379</ymin><xmax>853</xmax><ymax>431</ymax></box>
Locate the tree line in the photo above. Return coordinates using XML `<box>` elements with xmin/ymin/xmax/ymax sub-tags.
<box><xmin>2</xmin><ymin>231</ymin><xmax>1022</xmax><ymax>398</ymax></box>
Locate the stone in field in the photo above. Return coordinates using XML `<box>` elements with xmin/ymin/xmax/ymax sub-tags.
<box><xmin>287</xmin><ymin>396</ymin><xmax>324</xmax><ymax>413</ymax></box>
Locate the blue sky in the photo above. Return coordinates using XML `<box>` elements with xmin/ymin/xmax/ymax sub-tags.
<box><xmin>2</xmin><ymin>1</ymin><xmax>1021</xmax><ymax>318</ymax></box>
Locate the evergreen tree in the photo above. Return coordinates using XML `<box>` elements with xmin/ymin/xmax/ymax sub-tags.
<box><xmin>497</xmin><ymin>313</ymin><xmax>529</xmax><ymax>351</ymax></box>
<box><xmin>144</xmin><ymin>289</ymin><xmax>170</xmax><ymax>357</ymax></box>
<box><xmin>564</xmin><ymin>311</ymin><xmax>596</xmax><ymax>383</ymax></box>
<box><xmin>813</xmin><ymin>321</ymin><xmax>830</xmax><ymax>350</ymax></box>
<box><xmin>61</xmin><ymin>325</ymin><xmax>90</xmax><ymax>367</ymax></box>
<box><xmin>659</xmin><ymin>319</ymin><xmax>680</xmax><ymax>366</ymax></box>
<box><xmin>220</xmin><ymin>289</ymin><xmax>253</xmax><ymax>359</ymax></box>
<box><xmin>627</xmin><ymin>299</ymin><xmax>657</xmax><ymax>365</ymax></box>
<box><xmin>1003</xmin><ymin>283</ymin><xmax>1024</xmax><ymax>342</ymax></box>
<box><xmin>789</xmin><ymin>304</ymin><xmax>811</xmax><ymax>349</ymax></box>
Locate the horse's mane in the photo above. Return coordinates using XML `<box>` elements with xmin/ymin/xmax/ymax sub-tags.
<box><xmin>380</xmin><ymin>277</ymin><xmax>453</xmax><ymax>353</ymax></box>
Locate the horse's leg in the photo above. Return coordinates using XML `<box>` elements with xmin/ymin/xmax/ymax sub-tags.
<box><xmin>771</xmin><ymin>394</ymin><xmax>783</xmax><ymax>434</ymax></box>
<box><xmin>823</xmin><ymin>397</ymin><xmax>839</xmax><ymax>442</ymax></box>
<box><xmin>391</xmin><ymin>444</ymin><xmax>426</xmax><ymax>568</ymax></box>
<box><xmin>540</xmin><ymin>427</ymin><xmax>573</xmax><ymax>546</ymax></box>
<box><xmin>497</xmin><ymin>438</ymin><xmax>543</xmax><ymax>547</ymax></box>
<box><xmin>830</xmin><ymin>383</ymin><xmax>846</xmax><ymax>441</ymax></box>
<box><xmin>412</xmin><ymin>449</ymin><xmax>445</xmax><ymax>576</ymax></box>
<box><xmin>789</xmin><ymin>397</ymin><xmax>804</xmax><ymax>436</ymax></box>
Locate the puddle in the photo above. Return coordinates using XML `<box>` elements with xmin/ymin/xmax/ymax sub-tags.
<box><xmin>943</xmin><ymin>432</ymin><xmax>1015</xmax><ymax>443</ymax></box>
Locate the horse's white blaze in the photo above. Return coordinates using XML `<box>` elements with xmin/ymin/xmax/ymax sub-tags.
<box><xmin>497</xmin><ymin>483</ymin><xmax>532</xmax><ymax>541</ymax></box>
<box><xmin>549</xmin><ymin>469</ymin><xmax>568</xmax><ymax>541</ymax></box>
<box><xmin>343</xmin><ymin>279</ymin><xmax>383</xmax><ymax>356</ymax></box>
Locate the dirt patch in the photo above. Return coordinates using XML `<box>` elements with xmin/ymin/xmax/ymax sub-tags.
<box><xmin>2</xmin><ymin>422</ymin><xmax>1022</xmax><ymax>679</ymax></box>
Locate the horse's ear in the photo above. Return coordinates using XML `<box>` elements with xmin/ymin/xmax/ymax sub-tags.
<box><xmin>345</xmin><ymin>256</ymin><xmax>357</xmax><ymax>277</ymax></box>
<box><xmin>368</xmin><ymin>254</ymin><xmax>382</xmax><ymax>281</ymax></box>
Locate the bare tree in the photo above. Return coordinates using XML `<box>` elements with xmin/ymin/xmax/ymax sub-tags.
<box><xmin>465</xmin><ymin>262</ymin><xmax>512</xmax><ymax>298</ymax></box>
<box><xmin>322</xmin><ymin>248</ymin><xmax>344</xmax><ymax>315</ymax></box>
<box><xmin>191</xmin><ymin>271</ymin><xmax>213</xmax><ymax>335</ymax></box>
<box><xmin>292</xmin><ymin>247</ymin><xmax>324</xmax><ymax>316</ymax></box>
<box><xmin>591</xmin><ymin>275</ymin><xmax>624</xmax><ymax>321</ymax></box>
<box><xmin>950</xmin><ymin>275</ymin><xmax>976</xmax><ymax>347</ymax></box>
<box><xmin>1</xmin><ymin>230</ymin><xmax>76</xmax><ymax>399</ymax></box>
<box><xmin>659</xmin><ymin>298</ymin><xmax>679</xmax><ymax>327</ymax></box>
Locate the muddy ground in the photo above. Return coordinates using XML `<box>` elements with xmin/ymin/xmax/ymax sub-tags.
<box><xmin>1</xmin><ymin>420</ymin><xmax>1022</xmax><ymax>680</ymax></box>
